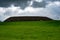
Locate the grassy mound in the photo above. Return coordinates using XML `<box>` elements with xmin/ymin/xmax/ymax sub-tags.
<box><xmin>0</xmin><ymin>21</ymin><xmax>60</xmax><ymax>40</ymax></box>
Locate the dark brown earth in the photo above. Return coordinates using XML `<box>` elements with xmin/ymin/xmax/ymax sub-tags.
<box><xmin>4</xmin><ymin>16</ymin><xmax>53</xmax><ymax>22</ymax></box>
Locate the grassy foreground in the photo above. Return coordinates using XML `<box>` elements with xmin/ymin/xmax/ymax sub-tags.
<box><xmin>0</xmin><ymin>21</ymin><xmax>60</xmax><ymax>40</ymax></box>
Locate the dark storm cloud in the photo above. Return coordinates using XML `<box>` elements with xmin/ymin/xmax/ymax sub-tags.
<box><xmin>0</xmin><ymin>0</ymin><xmax>31</xmax><ymax>9</ymax></box>
<box><xmin>32</xmin><ymin>0</ymin><xmax>60</xmax><ymax>8</ymax></box>
<box><xmin>0</xmin><ymin>0</ymin><xmax>60</xmax><ymax>8</ymax></box>
<box><xmin>31</xmin><ymin>0</ymin><xmax>47</xmax><ymax>8</ymax></box>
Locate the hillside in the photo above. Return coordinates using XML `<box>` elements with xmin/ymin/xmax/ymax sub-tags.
<box><xmin>0</xmin><ymin>21</ymin><xmax>60</xmax><ymax>40</ymax></box>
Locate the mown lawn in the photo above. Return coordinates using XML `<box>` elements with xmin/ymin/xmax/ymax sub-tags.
<box><xmin>0</xmin><ymin>21</ymin><xmax>60</xmax><ymax>40</ymax></box>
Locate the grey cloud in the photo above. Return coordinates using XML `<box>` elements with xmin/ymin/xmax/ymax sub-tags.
<box><xmin>44</xmin><ymin>0</ymin><xmax>60</xmax><ymax>2</ymax></box>
<box><xmin>0</xmin><ymin>0</ymin><xmax>60</xmax><ymax>9</ymax></box>
<box><xmin>31</xmin><ymin>0</ymin><xmax>47</xmax><ymax>8</ymax></box>
<box><xmin>0</xmin><ymin>0</ymin><xmax>31</xmax><ymax>9</ymax></box>
<box><xmin>45</xmin><ymin>1</ymin><xmax>60</xmax><ymax>20</ymax></box>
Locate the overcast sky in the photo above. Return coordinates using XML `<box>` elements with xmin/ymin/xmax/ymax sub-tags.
<box><xmin>0</xmin><ymin>0</ymin><xmax>60</xmax><ymax>22</ymax></box>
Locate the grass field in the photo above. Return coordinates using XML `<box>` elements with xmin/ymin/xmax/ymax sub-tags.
<box><xmin>0</xmin><ymin>21</ymin><xmax>60</xmax><ymax>40</ymax></box>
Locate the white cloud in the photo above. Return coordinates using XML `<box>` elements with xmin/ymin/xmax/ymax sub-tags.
<box><xmin>0</xmin><ymin>1</ymin><xmax>60</xmax><ymax>22</ymax></box>
<box><xmin>34</xmin><ymin>0</ymin><xmax>43</xmax><ymax>2</ymax></box>
<box><xmin>46</xmin><ymin>1</ymin><xmax>60</xmax><ymax>20</ymax></box>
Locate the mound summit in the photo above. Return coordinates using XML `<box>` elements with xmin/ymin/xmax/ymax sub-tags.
<box><xmin>4</xmin><ymin>16</ymin><xmax>53</xmax><ymax>22</ymax></box>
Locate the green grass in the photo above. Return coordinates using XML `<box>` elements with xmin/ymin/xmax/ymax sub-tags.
<box><xmin>0</xmin><ymin>21</ymin><xmax>60</xmax><ymax>40</ymax></box>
